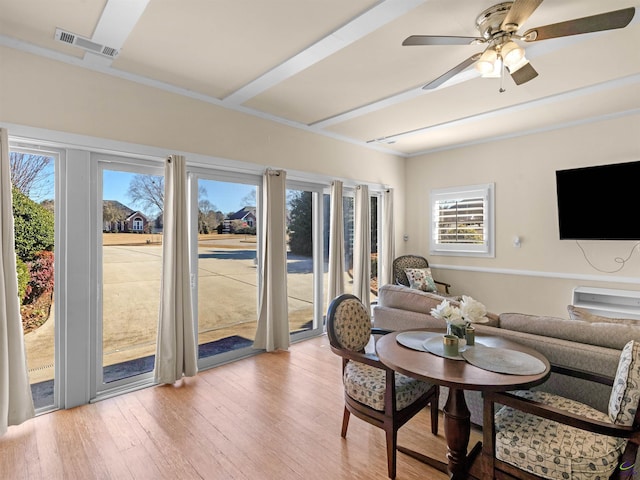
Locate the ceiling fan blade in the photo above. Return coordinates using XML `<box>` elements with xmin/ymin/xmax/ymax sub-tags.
<box><xmin>508</xmin><ymin>62</ymin><xmax>538</xmax><ymax>85</ymax></box>
<box><xmin>501</xmin><ymin>0</ymin><xmax>544</xmax><ymax>32</ymax></box>
<box><xmin>422</xmin><ymin>54</ymin><xmax>481</xmax><ymax>90</ymax></box>
<box><xmin>522</xmin><ymin>7</ymin><xmax>635</xmax><ymax>42</ymax></box>
<box><xmin>403</xmin><ymin>35</ymin><xmax>482</xmax><ymax>46</ymax></box>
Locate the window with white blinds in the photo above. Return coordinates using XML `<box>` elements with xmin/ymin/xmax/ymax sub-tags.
<box><xmin>430</xmin><ymin>183</ymin><xmax>494</xmax><ymax>257</ymax></box>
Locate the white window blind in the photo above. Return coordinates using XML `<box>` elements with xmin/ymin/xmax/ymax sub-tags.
<box><xmin>430</xmin><ymin>183</ymin><xmax>494</xmax><ymax>257</ymax></box>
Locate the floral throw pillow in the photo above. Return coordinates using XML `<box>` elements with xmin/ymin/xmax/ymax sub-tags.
<box><xmin>404</xmin><ymin>268</ymin><xmax>436</xmax><ymax>293</ymax></box>
<box><xmin>609</xmin><ymin>340</ymin><xmax>640</xmax><ymax>426</ymax></box>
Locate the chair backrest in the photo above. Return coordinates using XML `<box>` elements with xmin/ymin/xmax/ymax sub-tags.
<box><xmin>392</xmin><ymin>255</ymin><xmax>429</xmax><ymax>287</ymax></box>
<box><xmin>326</xmin><ymin>294</ymin><xmax>371</xmax><ymax>353</ymax></box>
<box><xmin>609</xmin><ymin>340</ymin><xmax>640</xmax><ymax>426</ymax></box>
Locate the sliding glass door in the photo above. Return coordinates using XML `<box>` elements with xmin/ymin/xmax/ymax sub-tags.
<box><xmin>370</xmin><ymin>194</ymin><xmax>380</xmax><ymax>304</ymax></box>
<box><xmin>192</xmin><ymin>173</ymin><xmax>261</xmax><ymax>366</ymax></box>
<box><xmin>8</xmin><ymin>134</ymin><xmax>387</xmax><ymax>411</ymax></box>
<box><xmin>10</xmin><ymin>147</ymin><xmax>58</xmax><ymax>411</ymax></box>
<box><xmin>286</xmin><ymin>186</ymin><xmax>318</xmax><ymax>335</ymax></box>
<box><xmin>98</xmin><ymin>161</ymin><xmax>163</xmax><ymax>392</ymax></box>
<box><xmin>322</xmin><ymin>188</ymin><xmax>383</xmax><ymax>310</ymax></box>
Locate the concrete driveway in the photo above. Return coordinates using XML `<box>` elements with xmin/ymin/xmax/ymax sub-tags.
<box><xmin>24</xmin><ymin>234</ymin><xmax>318</xmax><ymax>383</ymax></box>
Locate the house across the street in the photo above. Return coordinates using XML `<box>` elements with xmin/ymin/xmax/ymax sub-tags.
<box><xmin>223</xmin><ymin>206</ymin><xmax>256</xmax><ymax>232</ymax></box>
<box><xmin>103</xmin><ymin>200</ymin><xmax>149</xmax><ymax>233</ymax></box>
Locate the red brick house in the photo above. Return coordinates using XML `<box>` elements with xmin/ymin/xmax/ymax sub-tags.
<box><xmin>103</xmin><ymin>200</ymin><xmax>149</xmax><ymax>233</ymax></box>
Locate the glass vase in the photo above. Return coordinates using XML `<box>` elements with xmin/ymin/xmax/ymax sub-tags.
<box><xmin>447</xmin><ymin>323</ymin><xmax>467</xmax><ymax>349</ymax></box>
<box><xmin>447</xmin><ymin>323</ymin><xmax>466</xmax><ymax>340</ymax></box>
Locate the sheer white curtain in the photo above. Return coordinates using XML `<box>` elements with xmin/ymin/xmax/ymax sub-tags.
<box><xmin>0</xmin><ymin>128</ymin><xmax>34</xmax><ymax>435</ymax></box>
<box><xmin>155</xmin><ymin>155</ymin><xmax>197</xmax><ymax>384</ymax></box>
<box><xmin>327</xmin><ymin>180</ymin><xmax>345</xmax><ymax>309</ymax></box>
<box><xmin>353</xmin><ymin>185</ymin><xmax>371</xmax><ymax>312</ymax></box>
<box><xmin>380</xmin><ymin>189</ymin><xmax>395</xmax><ymax>286</ymax></box>
<box><xmin>253</xmin><ymin>169</ymin><xmax>289</xmax><ymax>352</ymax></box>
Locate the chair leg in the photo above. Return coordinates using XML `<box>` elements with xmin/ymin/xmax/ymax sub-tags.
<box><xmin>482</xmin><ymin>394</ymin><xmax>496</xmax><ymax>479</ymax></box>
<box><xmin>385</xmin><ymin>427</ymin><xmax>397</xmax><ymax>479</ymax></box>
<box><xmin>430</xmin><ymin>397</ymin><xmax>439</xmax><ymax>435</ymax></box>
<box><xmin>341</xmin><ymin>406</ymin><xmax>350</xmax><ymax>438</ymax></box>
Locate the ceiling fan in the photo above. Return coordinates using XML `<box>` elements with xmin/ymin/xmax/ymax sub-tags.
<box><xmin>403</xmin><ymin>0</ymin><xmax>636</xmax><ymax>90</ymax></box>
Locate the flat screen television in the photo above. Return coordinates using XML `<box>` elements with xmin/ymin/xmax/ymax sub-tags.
<box><xmin>556</xmin><ymin>161</ymin><xmax>640</xmax><ymax>240</ymax></box>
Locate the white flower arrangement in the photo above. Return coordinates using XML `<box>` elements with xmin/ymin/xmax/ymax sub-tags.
<box><xmin>431</xmin><ymin>296</ymin><xmax>489</xmax><ymax>335</ymax></box>
<box><xmin>459</xmin><ymin>295</ymin><xmax>489</xmax><ymax>325</ymax></box>
<box><xmin>430</xmin><ymin>299</ymin><xmax>465</xmax><ymax>326</ymax></box>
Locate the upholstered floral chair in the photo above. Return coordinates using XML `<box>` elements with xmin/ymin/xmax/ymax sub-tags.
<box><xmin>392</xmin><ymin>254</ymin><xmax>452</xmax><ymax>295</ymax></box>
<box><xmin>326</xmin><ymin>294</ymin><xmax>440</xmax><ymax>479</ymax></box>
<box><xmin>483</xmin><ymin>340</ymin><xmax>640</xmax><ymax>480</ymax></box>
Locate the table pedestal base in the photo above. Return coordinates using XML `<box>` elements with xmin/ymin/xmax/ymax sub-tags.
<box><xmin>398</xmin><ymin>387</ymin><xmax>483</xmax><ymax>479</ymax></box>
<box><xmin>444</xmin><ymin>387</ymin><xmax>471</xmax><ymax>478</ymax></box>
<box><xmin>398</xmin><ymin>443</ymin><xmax>483</xmax><ymax>479</ymax></box>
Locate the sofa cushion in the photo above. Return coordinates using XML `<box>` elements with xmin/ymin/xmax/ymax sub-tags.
<box><xmin>378</xmin><ymin>284</ymin><xmax>450</xmax><ymax>316</ymax></box>
<box><xmin>377</xmin><ymin>284</ymin><xmax>500</xmax><ymax>327</ymax></box>
<box><xmin>568</xmin><ymin>305</ymin><xmax>640</xmax><ymax>326</ymax></box>
<box><xmin>499</xmin><ymin>313</ymin><xmax>640</xmax><ymax>350</ymax></box>
<box><xmin>609</xmin><ymin>340</ymin><xmax>640</xmax><ymax>426</ymax></box>
<box><xmin>373</xmin><ymin>305</ymin><xmax>447</xmax><ymax>331</ymax></box>
<box><xmin>404</xmin><ymin>267</ymin><xmax>437</xmax><ymax>292</ymax></box>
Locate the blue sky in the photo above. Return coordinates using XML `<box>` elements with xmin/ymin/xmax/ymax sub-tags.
<box><xmin>18</xmin><ymin>154</ymin><xmax>255</xmax><ymax>216</ymax></box>
<box><xmin>103</xmin><ymin>170</ymin><xmax>255</xmax><ymax>216</ymax></box>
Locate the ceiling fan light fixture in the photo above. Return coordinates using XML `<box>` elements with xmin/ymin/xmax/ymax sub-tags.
<box><xmin>482</xmin><ymin>56</ymin><xmax>503</xmax><ymax>78</ymax></box>
<box><xmin>501</xmin><ymin>40</ymin><xmax>525</xmax><ymax>67</ymax></box>
<box><xmin>507</xmin><ymin>55</ymin><xmax>529</xmax><ymax>73</ymax></box>
<box><xmin>475</xmin><ymin>48</ymin><xmax>497</xmax><ymax>74</ymax></box>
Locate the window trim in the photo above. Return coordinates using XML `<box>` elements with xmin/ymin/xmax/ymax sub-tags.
<box><xmin>430</xmin><ymin>183</ymin><xmax>495</xmax><ymax>258</ymax></box>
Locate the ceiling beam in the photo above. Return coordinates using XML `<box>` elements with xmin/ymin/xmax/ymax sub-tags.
<box><xmin>83</xmin><ymin>0</ymin><xmax>150</xmax><ymax>67</ymax></box>
<box><xmin>374</xmin><ymin>73</ymin><xmax>640</xmax><ymax>145</ymax></box>
<box><xmin>222</xmin><ymin>0</ymin><xmax>426</xmax><ymax>106</ymax></box>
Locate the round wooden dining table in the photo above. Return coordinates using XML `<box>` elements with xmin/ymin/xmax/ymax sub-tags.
<box><xmin>376</xmin><ymin>329</ymin><xmax>551</xmax><ymax>480</ymax></box>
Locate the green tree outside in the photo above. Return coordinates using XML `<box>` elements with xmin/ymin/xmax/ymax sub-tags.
<box><xmin>16</xmin><ymin>257</ymin><xmax>30</xmax><ymax>300</ymax></box>
<box><xmin>288</xmin><ymin>191</ymin><xmax>313</xmax><ymax>256</ymax></box>
<box><xmin>12</xmin><ymin>186</ymin><xmax>54</xmax><ymax>261</ymax></box>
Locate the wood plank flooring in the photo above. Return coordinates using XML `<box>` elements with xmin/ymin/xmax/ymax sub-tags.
<box><xmin>1</xmin><ymin>334</ymin><xmax>482</xmax><ymax>480</ymax></box>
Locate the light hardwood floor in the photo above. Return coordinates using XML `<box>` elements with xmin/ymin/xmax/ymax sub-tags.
<box><xmin>1</xmin><ymin>335</ymin><xmax>482</xmax><ymax>480</ymax></box>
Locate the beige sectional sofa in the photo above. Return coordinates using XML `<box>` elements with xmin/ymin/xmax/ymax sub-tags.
<box><xmin>372</xmin><ymin>283</ymin><xmax>640</xmax><ymax>427</ymax></box>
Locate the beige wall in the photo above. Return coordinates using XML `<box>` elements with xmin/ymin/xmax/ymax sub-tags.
<box><xmin>3</xmin><ymin>47</ymin><xmax>638</xmax><ymax>318</ymax></box>
<box><xmin>405</xmin><ymin>113</ymin><xmax>640</xmax><ymax>317</ymax></box>
<box><xmin>0</xmin><ymin>46</ymin><xmax>406</xmax><ymax>244</ymax></box>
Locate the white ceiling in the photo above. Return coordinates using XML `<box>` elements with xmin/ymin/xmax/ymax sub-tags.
<box><xmin>1</xmin><ymin>0</ymin><xmax>639</xmax><ymax>157</ymax></box>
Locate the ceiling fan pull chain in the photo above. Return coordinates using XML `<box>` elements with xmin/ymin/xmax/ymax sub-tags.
<box><xmin>499</xmin><ymin>56</ymin><xmax>506</xmax><ymax>93</ymax></box>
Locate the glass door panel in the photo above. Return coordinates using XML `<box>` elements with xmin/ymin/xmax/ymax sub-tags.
<box><xmin>101</xmin><ymin>168</ymin><xmax>162</xmax><ymax>385</ymax></box>
<box><xmin>286</xmin><ymin>188</ymin><xmax>315</xmax><ymax>334</ymax></box>
<box><xmin>196</xmin><ymin>178</ymin><xmax>258</xmax><ymax>359</ymax></box>
<box><xmin>370</xmin><ymin>195</ymin><xmax>379</xmax><ymax>304</ymax></box>
<box><xmin>322</xmin><ymin>192</ymin><xmax>330</xmax><ymax>317</ymax></box>
<box><xmin>343</xmin><ymin>195</ymin><xmax>355</xmax><ymax>293</ymax></box>
<box><xmin>11</xmin><ymin>149</ymin><xmax>56</xmax><ymax>410</ymax></box>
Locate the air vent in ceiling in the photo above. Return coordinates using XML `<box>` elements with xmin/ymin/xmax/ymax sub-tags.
<box><xmin>54</xmin><ymin>28</ymin><xmax>119</xmax><ymax>58</ymax></box>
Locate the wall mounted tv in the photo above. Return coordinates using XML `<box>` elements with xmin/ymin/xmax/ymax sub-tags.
<box><xmin>556</xmin><ymin>161</ymin><xmax>640</xmax><ymax>240</ymax></box>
